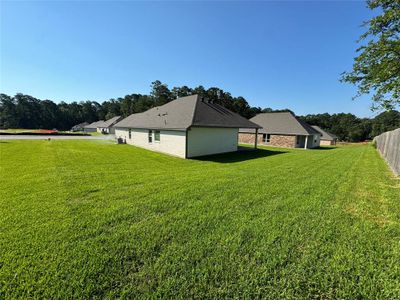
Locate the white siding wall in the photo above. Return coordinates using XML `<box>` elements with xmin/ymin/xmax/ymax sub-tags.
<box><xmin>299</xmin><ymin>134</ymin><xmax>321</xmax><ymax>148</ymax></box>
<box><xmin>306</xmin><ymin>134</ymin><xmax>320</xmax><ymax>148</ymax></box>
<box><xmin>187</xmin><ymin>127</ymin><xmax>238</xmax><ymax>158</ymax></box>
<box><xmin>115</xmin><ymin>128</ymin><xmax>186</xmax><ymax>158</ymax></box>
<box><xmin>311</xmin><ymin>134</ymin><xmax>321</xmax><ymax>148</ymax></box>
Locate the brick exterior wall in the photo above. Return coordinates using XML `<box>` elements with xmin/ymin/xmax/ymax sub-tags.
<box><xmin>238</xmin><ymin>133</ymin><xmax>297</xmax><ymax>148</ymax></box>
<box><xmin>320</xmin><ymin>139</ymin><xmax>335</xmax><ymax>146</ymax></box>
<box><xmin>270</xmin><ymin>135</ymin><xmax>296</xmax><ymax>148</ymax></box>
<box><xmin>238</xmin><ymin>133</ymin><xmax>262</xmax><ymax>144</ymax></box>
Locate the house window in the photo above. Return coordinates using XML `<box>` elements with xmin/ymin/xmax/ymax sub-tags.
<box><xmin>148</xmin><ymin>130</ymin><xmax>152</xmax><ymax>143</ymax></box>
<box><xmin>128</xmin><ymin>129</ymin><xmax>132</xmax><ymax>139</ymax></box>
<box><xmin>263</xmin><ymin>134</ymin><xmax>270</xmax><ymax>143</ymax></box>
<box><xmin>154</xmin><ymin>130</ymin><xmax>160</xmax><ymax>142</ymax></box>
<box><xmin>296</xmin><ymin>136</ymin><xmax>300</xmax><ymax>144</ymax></box>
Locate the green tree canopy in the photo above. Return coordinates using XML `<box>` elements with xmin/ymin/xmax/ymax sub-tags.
<box><xmin>341</xmin><ymin>0</ymin><xmax>400</xmax><ymax>110</ymax></box>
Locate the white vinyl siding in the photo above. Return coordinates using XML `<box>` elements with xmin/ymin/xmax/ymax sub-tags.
<box><xmin>311</xmin><ymin>134</ymin><xmax>321</xmax><ymax>148</ymax></box>
<box><xmin>116</xmin><ymin>127</ymin><xmax>241</xmax><ymax>158</ymax></box>
<box><xmin>187</xmin><ymin>127</ymin><xmax>238</xmax><ymax>158</ymax></box>
<box><xmin>305</xmin><ymin>134</ymin><xmax>321</xmax><ymax>148</ymax></box>
<box><xmin>115</xmin><ymin>128</ymin><xmax>186</xmax><ymax>158</ymax></box>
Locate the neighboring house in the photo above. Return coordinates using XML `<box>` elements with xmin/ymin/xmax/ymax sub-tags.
<box><xmin>97</xmin><ymin>116</ymin><xmax>123</xmax><ymax>134</ymax></box>
<box><xmin>83</xmin><ymin>120</ymin><xmax>105</xmax><ymax>132</ymax></box>
<box><xmin>239</xmin><ymin>112</ymin><xmax>321</xmax><ymax>149</ymax></box>
<box><xmin>311</xmin><ymin>125</ymin><xmax>338</xmax><ymax>145</ymax></box>
<box><xmin>114</xmin><ymin>95</ymin><xmax>260</xmax><ymax>158</ymax></box>
<box><xmin>71</xmin><ymin>122</ymin><xmax>89</xmax><ymax>132</ymax></box>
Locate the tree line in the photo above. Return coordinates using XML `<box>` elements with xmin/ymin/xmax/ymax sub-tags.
<box><xmin>299</xmin><ymin>111</ymin><xmax>400</xmax><ymax>142</ymax></box>
<box><xmin>0</xmin><ymin>81</ymin><xmax>286</xmax><ymax>130</ymax></box>
<box><xmin>1</xmin><ymin>80</ymin><xmax>399</xmax><ymax>141</ymax></box>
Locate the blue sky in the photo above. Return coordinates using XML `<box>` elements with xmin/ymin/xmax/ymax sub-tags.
<box><xmin>1</xmin><ymin>1</ymin><xmax>377</xmax><ymax>117</ymax></box>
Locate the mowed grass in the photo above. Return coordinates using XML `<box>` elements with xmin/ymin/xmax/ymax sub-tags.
<box><xmin>0</xmin><ymin>141</ymin><xmax>399</xmax><ymax>299</ymax></box>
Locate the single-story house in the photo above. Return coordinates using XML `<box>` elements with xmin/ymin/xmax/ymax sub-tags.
<box><xmin>239</xmin><ymin>112</ymin><xmax>321</xmax><ymax>149</ymax></box>
<box><xmin>114</xmin><ymin>95</ymin><xmax>260</xmax><ymax>158</ymax></box>
<box><xmin>311</xmin><ymin>125</ymin><xmax>338</xmax><ymax>145</ymax></box>
<box><xmin>97</xmin><ymin>116</ymin><xmax>123</xmax><ymax>134</ymax></box>
<box><xmin>71</xmin><ymin>122</ymin><xmax>89</xmax><ymax>132</ymax></box>
<box><xmin>83</xmin><ymin>120</ymin><xmax>105</xmax><ymax>132</ymax></box>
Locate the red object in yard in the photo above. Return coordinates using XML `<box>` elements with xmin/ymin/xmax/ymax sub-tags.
<box><xmin>37</xmin><ymin>129</ymin><xmax>58</xmax><ymax>134</ymax></box>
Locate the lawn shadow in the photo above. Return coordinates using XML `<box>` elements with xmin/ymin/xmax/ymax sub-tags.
<box><xmin>313</xmin><ymin>146</ymin><xmax>337</xmax><ymax>150</ymax></box>
<box><xmin>193</xmin><ymin>147</ymin><xmax>287</xmax><ymax>163</ymax></box>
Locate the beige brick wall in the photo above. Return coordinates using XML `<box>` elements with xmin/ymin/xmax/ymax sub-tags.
<box><xmin>320</xmin><ymin>139</ymin><xmax>335</xmax><ymax>146</ymax></box>
<box><xmin>238</xmin><ymin>133</ymin><xmax>262</xmax><ymax>144</ymax></box>
<box><xmin>239</xmin><ymin>133</ymin><xmax>297</xmax><ymax>148</ymax></box>
<box><xmin>270</xmin><ymin>135</ymin><xmax>296</xmax><ymax>148</ymax></box>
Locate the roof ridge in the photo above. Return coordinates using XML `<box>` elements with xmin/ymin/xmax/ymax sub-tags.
<box><xmin>114</xmin><ymin>94</ymin><xmax>259</xmax><ymax>130</ymax></box>
<box><xmin>311</xmin><ymin>125</ymin><xmax>337</xmax><ymax>139</ymax></box>
<box><xmin>188</xmin><ymin>94</ymin><xmax>200</xmax><ymax>128</ymax></box>
<box><xmin>295</xmin><ymin>116</ymin><xmax>320</xmax><ymax>134</ymax></box>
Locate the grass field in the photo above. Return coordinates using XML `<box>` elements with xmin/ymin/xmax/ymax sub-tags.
<box><xmin>0</xmin><ymin>129</ymin><xmax>92</xmax><ymax>135</ymax></box>
<box><xmin>1</xmin><ymin>141</ymin><xmax>399</xmax><ymax>299</ymax></box>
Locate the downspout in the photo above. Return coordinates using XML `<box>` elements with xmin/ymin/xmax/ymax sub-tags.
<box><xmin>185</xmin><ymin>128</ymin><xmax>188</xmax><ymax>159</ymax></box>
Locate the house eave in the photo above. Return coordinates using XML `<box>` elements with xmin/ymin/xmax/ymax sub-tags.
<box><xmin>114</xmin><ymin>126</ymin><xmax>187</xmax><ymax>131</ymax></box>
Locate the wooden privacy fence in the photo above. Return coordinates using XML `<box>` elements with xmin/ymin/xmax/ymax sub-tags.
<box><xmin>373</xmin><ymin>128</ymin><xmax>400</xmax><ymax>176</ymax></box>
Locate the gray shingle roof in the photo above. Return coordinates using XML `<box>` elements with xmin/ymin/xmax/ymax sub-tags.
<box><xmin>100</xmin><ymin>116</ymin><xmax>123</xmax><ymax>128</ymax></box>
<box><xmin>74</xmin><ymin>122</ymin><xmax>89</xmax><ymax>127</ymax></box>
<box><xmin>84</xmin><ymin>120</ymin><xmax>105</xmax><ymax>129</ymax></box>
<box><xmin>240</xmin><ymin>112</ymin><xmax>320</xmax><ymax>135</ymax></box>
<box><xmin>114</xmin><ymin>95</ymin><xmax>260</xmax><ymax>130</ymax></box>
<box><xmin>311</xmin><ymin>125</ymin><xmax>338</xmax><ymax>140</ymax></box>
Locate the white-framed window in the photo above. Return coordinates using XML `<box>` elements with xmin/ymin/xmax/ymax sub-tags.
<box><xmin>154</xmin><ymin>130</ymin><xmax>160</xmax><ymax>142</ymax></box>
<box><xmin>262</xmin><ymin>134</ymin><xmax>271</xmax><ymax>143</ymax></box>
<box><xmin>128</xmin><ymin>129</ymin><xmax>132</xmax><ymax>139</ymax></box>
<box><xmin>148</xmin><ymin>130</ymin><xmax>153</xmax><ymax>143</ymax></box>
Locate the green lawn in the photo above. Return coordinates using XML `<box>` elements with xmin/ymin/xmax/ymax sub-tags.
<box><xmin>88</xmin><ymin>131</ymin><xmax>104</xmax><ymax>136</ymax></box>
<box><xmin>0</xmin><ymin>128</ymin><xmax>38</xmax><ymax>133</ymax></box>
<box><xmin>1</xmin><ymin>141</ymin><xmax>399</xmax><ymax>299</ymax></box>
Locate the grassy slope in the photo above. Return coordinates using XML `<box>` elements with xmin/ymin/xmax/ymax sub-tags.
<box><xmin>0</xmin><ymin>141</ymin><xmax>399</xmax><ymax>299</ymax></box>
